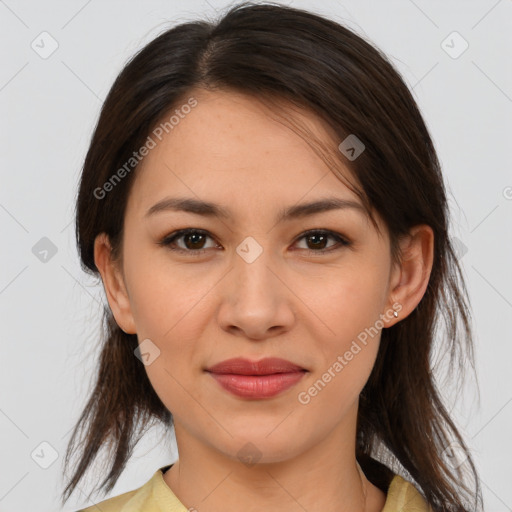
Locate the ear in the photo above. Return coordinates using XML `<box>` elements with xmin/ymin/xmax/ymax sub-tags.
<box><xmin>384</xmin><ymin>224</ymin><xmax>434</xmax><ymax>327</ymax></box>
<box><xmin>94</xmin><ymin>232</ymin><xmax>137</xmax><ymax>334</ymax></box>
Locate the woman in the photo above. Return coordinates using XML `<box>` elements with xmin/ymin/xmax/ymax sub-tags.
<box><xmin>62</xmin><ymin>2</ymin><xmax>482</xmax><ymax>511</ymax></box>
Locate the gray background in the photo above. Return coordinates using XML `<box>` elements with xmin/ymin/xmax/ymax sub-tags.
<box><xmin>1</xmin><ymin>0</ymin><xmax>511</xmax><ymax>510</ymax></box>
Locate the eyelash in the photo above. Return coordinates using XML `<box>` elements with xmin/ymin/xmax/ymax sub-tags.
<box><xmin>157</xmin><ymin>228</ymin><xmax>351</xmax><ymax>256</ymax></box>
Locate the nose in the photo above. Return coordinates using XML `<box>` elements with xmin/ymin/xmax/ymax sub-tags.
<box><xmin>216</xmin><ymin>242</ymin><xmax>296</xmax><ymax>341</ymax></box>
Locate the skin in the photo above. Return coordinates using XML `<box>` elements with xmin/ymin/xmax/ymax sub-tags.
<box><xmin>94</xmin><ymin>89</ymin><xmax>434</xmax><ymax>512</ymax></box>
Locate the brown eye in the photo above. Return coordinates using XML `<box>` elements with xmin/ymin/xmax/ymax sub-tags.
<box><xmin>158</xmin><ymin>228</ymin><xmax>350</xmax><ymax>256</ymax></box>
<box><xmin>181</xmin><ymin>232</ymin><xmax>208</xmax><ymax>250</ymax></box>
<box><xmin>294</xmin><ymin>230</ymin><xmax>351</xmax><ymax>254</ymax></box>
<box><xmin>158</xmin><ymin>229</ymin><xmax>218</xmax><ymax>254</ymax></box>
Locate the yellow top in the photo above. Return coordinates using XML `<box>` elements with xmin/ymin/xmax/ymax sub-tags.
<box><xmin>78</xmin><ymin>465</ymin><xmax>432</xmax><ymax>512</ymax></box>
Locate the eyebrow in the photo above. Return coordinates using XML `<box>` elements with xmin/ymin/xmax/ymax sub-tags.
<box><xmin>145</xmin><ymin>196</ymin><xmax>367</xmax><ymax>222</ymax></box>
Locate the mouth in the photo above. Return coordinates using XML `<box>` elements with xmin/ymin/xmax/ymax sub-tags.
<box><xmin>205</xmin><ymin>357</ymin><xmax>307</xmax><ymax>399</ymax></box>
<box><xmin>206</xmin><ymin>357</ymin><xmax>306</xmax><ymax>375</ymax></box>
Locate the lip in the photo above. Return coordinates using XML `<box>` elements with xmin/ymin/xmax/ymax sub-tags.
<box><xmin>205</xmin><ymin>357</ymin><xmax>307</xmax><ymax>399</ymax></box>
<box><xmin>206</xmin><ymin>357</ymin><xmax>305</xmax><ymax>375</ymax></box>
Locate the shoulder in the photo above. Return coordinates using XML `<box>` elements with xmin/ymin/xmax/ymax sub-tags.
<box><xmin>76</xmin><ymin>465</ymin><xmax>187</xmax><ymax>512</ymax></box>
<box><xmin>77</xmin><ymin>482</ymin><xmax>150</xmax><ymax>512</ymax></box>
<box><xmin>383</xmin><ymin>474</ymin><xmax>433</xmax><ymax>512</ymax></box>
<box><xmin>77</xmin><ymin>486</ymin><xmax>140</xmax><ymax>511</ymax></box>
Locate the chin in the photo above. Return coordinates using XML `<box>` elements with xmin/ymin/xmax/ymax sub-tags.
<box><xmin>217</xmin><ymin>430</ymin><xmax>306</xmax><ymax>465</ymax></box>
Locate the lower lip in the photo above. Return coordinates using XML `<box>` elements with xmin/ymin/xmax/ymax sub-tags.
<box><xmin>208</xmin><ymin>371</ymin><xmax>306</xmax><ymax>399</ymax></box>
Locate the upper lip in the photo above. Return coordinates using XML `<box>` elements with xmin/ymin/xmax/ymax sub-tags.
<box><xmin>206</xmin><ymin>357</ymin><xmax>306</xmax><ymax>375</ymax></box>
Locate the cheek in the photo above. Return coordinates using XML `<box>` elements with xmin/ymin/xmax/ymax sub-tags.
<box><xmin>303</xmin><ymin>259</ymin><xmax>388</xmax><ymax>339</ymax></box>
<box><xmin>123</xmin><ymin>242</ymin><xmax>214</xmax><ymax>341</ymax></box>
<box><xmin>297</xmin><ymin>299</ymin><xmax>382</xmax><ymax>415</ymax></box>
<box><xmin>124</xmin><ymin>255</ymin><xmax>219</xmax><ymax>380</ymax></box>
<box><xmin>298</xmin><ymin>260</ymin><xmax>387</xmax><ymax>395</ymax></box>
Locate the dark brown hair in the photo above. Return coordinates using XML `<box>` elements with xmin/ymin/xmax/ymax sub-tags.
<box><xmin>62</xmin><ymin>3</ymin><xmax>483</xmax><ymax>510</ymax></box>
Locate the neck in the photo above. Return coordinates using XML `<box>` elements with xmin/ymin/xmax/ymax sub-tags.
<box><xmin>163</xmin><ymin>406</ymin><xmax>384</xmax><ymax>512</ymax></box>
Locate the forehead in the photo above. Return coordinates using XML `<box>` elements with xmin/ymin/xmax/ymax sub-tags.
<box><xmin>127</xmin><ymin>89</ymin><xmax>363</xmax><ymax>218</ymax></box>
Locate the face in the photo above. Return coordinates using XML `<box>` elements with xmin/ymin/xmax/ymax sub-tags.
<box><xmin>98</xmin><ymin>89</ymin><xmax>405</xmax><ymax>463</ymax></box>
